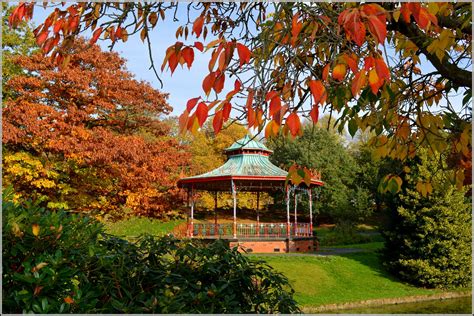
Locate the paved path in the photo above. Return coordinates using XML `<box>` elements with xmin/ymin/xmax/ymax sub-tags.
<box><xmin>250</xmin><ymin>247</ymin><xmax>365</xmax><ymax>257</ymax></box>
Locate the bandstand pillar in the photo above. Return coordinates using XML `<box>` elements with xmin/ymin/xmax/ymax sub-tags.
<box><xmin>294</xmin><ymin>191</ymin><xmax>298</xmax><ymax>236</ymax></box>
<box><xmin>309</xmin><ymin>189</ymin><xmax>313</xmax><ymax>236</ymax></box>
<box><xmin>232</xmin><ymin>181</ymin><xmax>237</xmax><ymax>239</ymax></box>
<box><xmin>214</xmin><ymin>192</ymin><xmax>218</xmax><ymax>237</ymax></box>
<box><xmin>256</xmin><ymin>191</ymin><xmax>260</xmax><ymax>237</ymax></box>
<box><xmin>190</xmin><ymin>187</ymin><xmax>194</xmax><ymax>237</ymax></box>
<box><xmin>286</xmin><ymin>186</ymin><xmax>291</xmax><ymax>239</ymax></box>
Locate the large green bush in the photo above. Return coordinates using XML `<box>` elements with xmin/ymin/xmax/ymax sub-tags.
<box><xmin>381</xmin><ymin>151</ymin><xmax>472</xmax><ymax>289</ymax></box>
<box><xmin>2</xmin><ymin>193</ymin><xmax>300</xmax><ymax>313</ymax></box>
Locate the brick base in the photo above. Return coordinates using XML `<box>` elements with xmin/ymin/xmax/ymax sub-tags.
<box><xmin>229</xmin><ymin>238</ymin><xmax>316</xmax><ymax>253</ymax></box>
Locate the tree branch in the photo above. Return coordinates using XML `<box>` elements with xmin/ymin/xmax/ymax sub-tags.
<box><xmin>388</xmin><ymin>20</ymin><xmax>472</xmax><ymax>88</ymax></box>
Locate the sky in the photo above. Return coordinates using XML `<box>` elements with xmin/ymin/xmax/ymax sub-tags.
<box><xmin>30</xmin><ymin>3</ymin><xmax>467</xmax><ymax>120</ymax></box>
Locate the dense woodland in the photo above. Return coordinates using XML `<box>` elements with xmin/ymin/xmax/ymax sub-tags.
<box><xmin>2</xmin><ymin>2</ymin><xmax>472</xmax><ymax>314</ymax></box>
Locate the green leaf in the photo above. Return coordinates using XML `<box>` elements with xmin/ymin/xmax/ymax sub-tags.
<box><xmin>348</xmin><ymin>118</ymin><xmax>358</xmax><ymax>137</ymax></box>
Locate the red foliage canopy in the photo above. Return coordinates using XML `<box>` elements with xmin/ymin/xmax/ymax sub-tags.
<box><xmin>3</xmin><ymin>39</ymin><xmax>190</xmax><ymax>218</ymax></box>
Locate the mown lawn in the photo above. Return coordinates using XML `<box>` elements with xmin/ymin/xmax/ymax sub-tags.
<box><xmin>249</xmin><ymin>248</ymin><xmax>446</xmax><ymax>308</ymax></box>
<box><xmin>104</xmin><ymin>217</ymin><xmax>185</xmax><ymax>238</ymax></box>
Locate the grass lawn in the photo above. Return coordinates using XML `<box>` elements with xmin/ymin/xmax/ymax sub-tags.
<box><xmin>104</xmin><ymin>217</ymin><xmax>185</xmax><ymax>238</ymax></box>
<box><xmin>249</xmin><ymin>250</ymin><xmax>447</xmax><ymax>308</ymax></box>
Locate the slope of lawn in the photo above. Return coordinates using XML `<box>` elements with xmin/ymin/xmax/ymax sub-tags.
<box><xmin>104</xmin><ymin>217</ymin><xmax>185</xmax><ymax>238</ymax></box>
<box><xmin>250</xmin><ymin>248</ymin><xmax>448</xmax><ymax>308</ymax></box>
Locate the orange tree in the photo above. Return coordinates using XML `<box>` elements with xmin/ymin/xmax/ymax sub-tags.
<box><xmin>3</xmin><ymin>38</ymin><xmax>190</xmax><ymax>219</ymax></box>
<box><xmin>9</xmin><ymin>2</ymin><xmax>472</xmax><ymax>193</ymax></box>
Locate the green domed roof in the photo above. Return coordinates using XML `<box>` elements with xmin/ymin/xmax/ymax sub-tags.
<box><xmin>225</xmin><ymin>135</ymin><xmax>272</xmax><ymax>153</ymax></box>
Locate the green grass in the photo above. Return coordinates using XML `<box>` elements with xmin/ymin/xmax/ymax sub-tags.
<box><xmin>249</xmin><ymin>251</ymin><xmax>445</xmax><ymax>308</ymax></box>
<box><xmin>328</xmin><ymin>241</ymin><xmax>384</xmax><ymax>250</ymax></box>
<box><xmin>104</xmin><ymin>217</ymin><xmax>184</xmax><ymax>238</ymax></box>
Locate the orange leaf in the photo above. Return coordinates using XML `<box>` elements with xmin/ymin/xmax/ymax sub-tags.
<box><xmin>368</xmin><ymin>69</ymin><xmax>382</xmax><ymax>94</ymax></box>
<box><xmin>64</xmin><ymin>296</ymin><xmax>74</xmax><ymax>304</ymax></box>
<box><xmin>351</xmin><ymin>71</ymin><xmax>367</xmax><ymax>97</ymax></box>
<box><xmin>195</xmin><ymin>102</ymin><xmax>208</xmax><ymax>127</ymax></box>
<box><xmin>202</xmin><ymin>72</ymin><xmax>216</xmax><ymax>96</ymax></box>
<box><xmin>222</xmin><ymin>101</ymin><xmax>231</xmax><ymax>121</ymax></box>
<box><xmin>213</xmin><ymin>110</ymin><xmax>223</xmax><ymax>134</ymax></box>
<box><xmin>236</xmin><ymin>43</ymin><xmax>251</xmax><ymax>67</ymax></box>
<box><xmin>194</xmin><ymin>41</ymin><xmax>204</xmax><ymax>52</ymax></box>
<box><xmin>291</xmin><ymin>13</ymin><xmax>303</xmax><ymax>46</ymax></box>
<box><xmin>186</xmin><ymin>97</ymin><xmax>200</xmax><ymax>112</ymax></box>
<box><xmin>322</xmin><ymin>64</ymin><xmax>330</xmax><ymax>81</ymax></box>
<box><xmin>178</xmin><ymin>110</ymin><xmax>189</xmax><ymax>133</ymax></box>
<box><xmin>366</xmin><ymin>15</ymin><xmax>386</xmax><ymax>45</ymax></box>
<box><xmin>364</xmin><ymin>56</ymin><xmax>375</xmax><ymax>70</ymax></box>
<box><xmin>181</xmin><ymin>47</ymin><xmax>194</xmax><ymax>69</ymax></box>
<box><xmin>266</xmin><ymin>91</ymin><xmax>278</xmax><ymax>102</ymax></box>
<box><xmin>265</xmin><ymin>120</ymin><xmax>280</xmax><ymax>138</ymax></box>
<box><xmin>213</xmin><ymin>72</ymin><xmax>225</xmax><ymax>93</ymax></box>
<box><xmin>269</xmin><ymin>95</ymin><xmax>282</xmax><ymax>117</ymax></box>
<box><xmin>286</xmin><ymin>112</ymin><xmax>301</xmax><ymax>137</ymax></box>
<box><xmin>308</xmin><ymin>80</ymin><xmax>327</xmax><ymax>105</ymax></box>
<box><xmin>414</xmin><ymin>7</ymin><xmax>436</xmax><ymax>30</ymax></box>
<box><xmin>309</xmin><ymin>106</ymin><xmax>319</xmax><ymax>124</ymax></box>
<box><xmin>332</xmin><ymin>64</ymin><xmax>347</xmax><ymax>81</ymax></box>
<box><xmin>400</xmin><ymin>3</ymin><xmax>412</xmax><ymax>23</ymax></box>
<box><xmin>192</xmin><ymin>15</ymin><xmax>204</xmax><ymax>38</ymax></box>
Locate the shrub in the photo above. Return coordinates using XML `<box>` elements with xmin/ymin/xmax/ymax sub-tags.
<box><xmin>381</xmin><ymin>151</ymin><xmax>472</xmax><ymax>289</ymax></box>
<box><xmin>2</xmin><ymin>192</ymin><xmax>300</xmax><ymax>313</ymax></box>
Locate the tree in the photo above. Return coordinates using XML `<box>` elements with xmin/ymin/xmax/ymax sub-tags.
<box><xmin>9</xmin><ymin>2</ymin><xmax>472</xmax><ymax>194</ymax></box>
<box><xmin>2</xmin><ymin>38</ymin><xmax>190</xmax><ymax>219</ymax></box>
<box><xmin>267</xmin><ymin>121</ymin><xmax>372</xmax><ymax>226</ymax></box>
<box><xmin>381</xmin><ymin>149</ymin><xmax>471</xmax><ymax>289</ymax></box>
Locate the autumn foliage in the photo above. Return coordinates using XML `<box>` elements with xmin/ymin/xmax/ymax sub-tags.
<box><xmin>3</xmin><ymin>39</ymin><xmax>190</xmax><ymax>219</ymax></box>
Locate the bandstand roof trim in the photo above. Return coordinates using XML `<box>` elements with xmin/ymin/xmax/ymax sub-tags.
<box><xmin>178</xmin><ymin>136</ymin><xmax>324</xmax><ymax>192</ymax></box>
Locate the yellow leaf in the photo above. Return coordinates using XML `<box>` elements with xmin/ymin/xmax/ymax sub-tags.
<box><xmin>32</xmin><ymin>224</ymin><xmax>40</xmax><ymax>237</ymax></box>
<box><xmin>393</xmin><ymin>10</ymin><xmax>401</xmax><ymax>22</ymax></box>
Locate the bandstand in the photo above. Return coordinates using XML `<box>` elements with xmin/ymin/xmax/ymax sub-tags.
<box><xmin>177</xmin><ymin>135</ymin><xmax>324</xmax><ymax>253</ymax></box>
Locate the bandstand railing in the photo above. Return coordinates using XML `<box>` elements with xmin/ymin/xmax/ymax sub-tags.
<box><xmin>188</xmin><ymin>222</ymin><xmax>312</xmax><ymax>239</ymax></box>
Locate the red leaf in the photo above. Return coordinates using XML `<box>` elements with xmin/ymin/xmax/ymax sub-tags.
<box><xmin>213</xmin><ymin>110</ymin><xmax>223</xmax><ymax>134</ymax></box>
<box><xmin>351</xmin><ymin>71</ymin><xmax>367</xmax><ymax>97</ymax></box>
<box><xmin>291</xmin><ymin>13</ymin><xmax>303</xmax><ymax>46</ymax></box>
<box><xmin>168</xmin><ymin>52</ymin><xmax>179</xmax><ymax>74</ymax></box>
<box><xmin>213</xmin><ymin>72</ymin><xmax>225</xmax><ymax>93</ymax></box>
<box><xmin>308</xmin><ymin>80</ymin><xmax>327</xmax><ymax>105</ymax></box>
<box><xmin>309</xmin><ymin>106</ymin><xmax>319</xmax><ymax>124</ymax></box>
<box><xmin>368</xmin><ymin>69</ymin><xmax>382</xmax><ymax>94</ymax></box>
<box><xmin>234</xmin><ymin>79</ymin><xmax>242</xmax><ymax>92</ymax></box>
<box><xmin>247</xmin><ymin>107</ymin><xmax>256</xmax><ymax>128</ymax></box>
<box><xmin>236</xmin><ymin>43</ymin><xmax>251</xmax><ymax>67</ymax></box>
<box><xmin>90</xmin><ymin>27</ymin><xmax>103</xmax><ymax>44</ymax></box>
<box><xmin>286</xmin><ymin>112</ymin><xmax>301</xmax><ymax>137</ymax></box>
<box><xmin>364</xmin><ymin>56</ymin><xmax>375</xmax><ymax>70</ymax></box>
<box><xmin>269</xmin><ymin>95</ymin><xmax>282</xmax><ymax>117</ymax></box>
<box><xmin>194</xmin><ymin>41</ymin><xmax>204</xmax><ymax>52</ymax></box>
<box><xmin>246</xmin><ymin>89</ymin><xmax>255</xmax><ymax>109</ymax></box>
<box><xmin>202</xmin><ymin>72</ymin><xmax>216</xmax><ymax>96</ymax></box>
<box><xmin>375</xmin><ymin>58</ymin><xmax>390</xmax><ymax>81</ymax></box>
<box><xmin>186</xmin><ymin>97</ymin><xmax>200</xmax><ymax>112</ymax></box>
<box><xmin>413</xmin><ymin>7</ymin><xmax>436</xmax><ymax>30</ymax></box>
<box><xmin>195</xmin><ymin>102</ymin><xmax>208</xmax><ymax>127</ymax></box>
<box><xmin>53</xmin><ymin>19</ymin><xmax>64</xmax><ymax>34</ymax></box>
<box><xmin>192</xmin><ymin>16</ymin><xmax>204</xmax><ymax>38</ymax></box>
<box><xmin>222</xmin><ymin>101</ymin><xmax>231</xmax><ymax>121</ymax></box>
<box><xmin>266</xmin><ymin>91</ymin><xmax>278</xmax><ymax>102</ymax></box>
<box><xmin>344</xmin><ymin>54</ymin><xmax>358</xmax><ymax>73</ymax></box>
<box><xmin>367</xmin><ymin>15</ymin><xmax>386</xmax><ymax>45</ymax></box>
<box><xmin>36</xmin><ymin>31</ymin><xmax>48</xmax><ymax>46</ymax></box>
<box><xmin>400</xmin><ymin>4</ymin><xmax>412</xmax><ymax>23</ymax></box>
<box><xmin>332</xmin><ymin>64</ymin><xmax>347</xmax><ymax>81</ymax></box>
<box><xmin>182</xmin><ymin>47</ymin><xmax>194</xmax><ymax>69</ymax></box>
